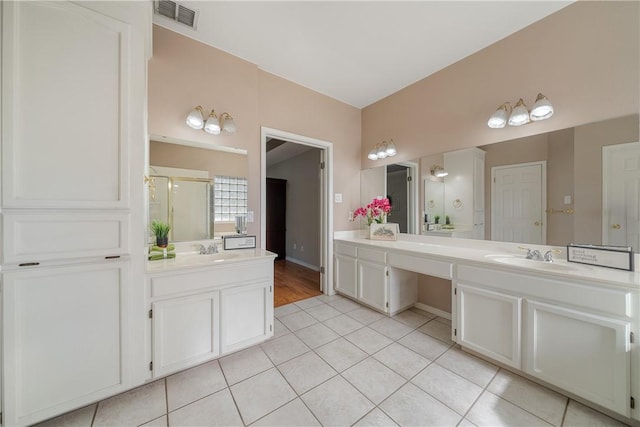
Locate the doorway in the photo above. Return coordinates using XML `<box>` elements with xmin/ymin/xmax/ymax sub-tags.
<box><xmin>491</xmin><ymin>161</ymin><xmax>546</xmax><ymax>244</ymax></box>
<box><xmin>261</xmin><ymin>127</ymin><xmax>333</xmax><ymax>300</ymax></box>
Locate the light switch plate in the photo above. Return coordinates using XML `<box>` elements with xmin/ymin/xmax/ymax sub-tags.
<box><xmin>335</xmin><ymin>193</ymin><xmax>343</xmax><ymax>203</ymax></box>
<box><xmin>247</xmin><ymin>211</ymin><xmax>254</xmax><ymax>222</ymax></box>
<box><xmin>564</xmin><ymin>195</ymin><xmax>572</xmax><ymax>205</ymax></box>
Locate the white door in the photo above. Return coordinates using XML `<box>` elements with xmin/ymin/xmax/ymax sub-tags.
<box><xmin>456</xmin><ymin>284</ymin><xmax>522</xmax><ymax>369</ymax></box>
<box><xmin>152</xmin><ymin>292</ymin><xmax>220</xmax><ymax>377</ymax></box>
<box><xmin>603</xmin><ymin>142</ymin><xmax>640</xmax><ymax>248</ymax></box>
<box><xmin>220</xmin><ymin>282</ymin><xmax>272</xmax><ymax>354</ymax></box>
<box><xmin>524</xmin><ymin>300</ymin><xmax>630</xmax><ymax>416</ymax></box>
<box><xmin>357</xmin><ymin>260</ymin><xmax>388</xmax><ymax>312</ymax></box>
<box><xmin>492</xmin><ymin>162</ymin><xmax>546</xmax><ymax>244</ymax></box>
<box><xmin>335</xmin><ymin>254</ymin><xmax>358</xmax><ymax>298</ymax></box>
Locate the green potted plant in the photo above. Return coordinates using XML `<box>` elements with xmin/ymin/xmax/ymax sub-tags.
<box><xmin>151</xmin><ymin>220</ymin><xmax>171</xmax><ymax>247</ymax></box>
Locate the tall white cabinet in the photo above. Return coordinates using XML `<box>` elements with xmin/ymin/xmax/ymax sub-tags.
<box><xmin>444</xmin><ymin>148</ymin><xmax>485</xmax><ymax>239</ymax></box>
<box><xmin>1</xmin><ymin>2</ymin><xmax>150</xmax><ymax>425</ymax></box>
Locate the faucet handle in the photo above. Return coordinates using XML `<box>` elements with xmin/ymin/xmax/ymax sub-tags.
<box><xmin>195</xmin><ymin>244</ymin><xmax>206</xmax><ymax>254</ymax></box>
<box><xmin>518</xmin><ymin>246</ymin><xmax>536</xmax><ymax>259</ymax></box>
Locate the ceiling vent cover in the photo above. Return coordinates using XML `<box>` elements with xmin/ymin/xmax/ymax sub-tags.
<box><xmin>155</xmin><ymin>1</ymin><xmax>198</xmax><ymax>29</ymax></box>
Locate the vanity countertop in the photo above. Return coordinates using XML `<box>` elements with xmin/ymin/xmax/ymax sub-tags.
<box><xmin>146</xmin><ymin>248</ymin><xmax>276</xmax><ymax>273</ymax></box>
<box><xmin>334</xmin><ymin>231</ymin><xmax>640</xmax><ymax>290</ymax></box>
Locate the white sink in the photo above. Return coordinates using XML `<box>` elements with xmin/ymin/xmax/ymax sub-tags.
<box><xmin>487</xmin><ymin>255</ymin><xmax>584</xmax><ymax>272</ymax></box>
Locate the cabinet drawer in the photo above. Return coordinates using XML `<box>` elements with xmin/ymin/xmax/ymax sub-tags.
<box><xmin>388</xmin><ymin>252</ymin><xmax>453</xmax><ymax>279</ymax></box>
<box><xmin>3</xmin><ymin>212</ymin><xmax>130</xmax><ymax>263</ymax></box>
<box><xmin>335</xmin><ymin>243</ymin><xmax>357</xmax><ymax>257</ymax></box>
<box><xmin>457</xmin><ymin>264</ymin><xmax>632</xmax><ymax>317</ymax></box>
<box><xmin>151</xmin><ymin>261</ymin><xmax>273</xmax><ymax>298</ymax></box>
<box><xmin>358</xmin><ymin>247</ymin><xmax>386</xmax><ymax>263</ymax></box>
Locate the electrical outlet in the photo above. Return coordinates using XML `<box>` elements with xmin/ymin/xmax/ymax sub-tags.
<box><xmin>335</xmin><ymin>193</ymin><xmax>343</xmax><ymax>203</ymax></box>
<box><xmin>293</xmin><ymin>243</ymin><xmax>297</xmax><ymax>250</ymax></box>
<box><xmin>348</xmin><ymin>211</ymin><xmax>354</xmax><ymax>221</ymax></box>
<box><xmin>300</xmin><ymin>245</ymin><xmax>304</xmax><ymax>252</ymax></box>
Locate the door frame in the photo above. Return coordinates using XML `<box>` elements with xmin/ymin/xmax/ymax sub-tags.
<box><xmin>261</xmin><ymin>127</ymin><xmax>334</xmax><ymax>295</ymax></box>
<box><xmin>491</xmin><ymin>161</ymin><xmax>547</xmax><ymax>244</ymax></box>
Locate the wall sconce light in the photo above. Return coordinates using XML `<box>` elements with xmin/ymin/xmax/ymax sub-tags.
<box><xmin>186</xmin><ymin>106</ymin><xmax>237</xmax><ymax>135</ymax></box>
<box><xmin>487</xmin><ymin>93</ymin><xmax>554</xmax><ymax>128</ymax></box>
<box><xmin>368</xmin><ymin>139</ymin><xmax>397</xmax><ymax>160</ymax></box>
<box><xmin>431</xmin><ymin>165</ymin><xmax>448</xmax><ymax>178</ymax></box>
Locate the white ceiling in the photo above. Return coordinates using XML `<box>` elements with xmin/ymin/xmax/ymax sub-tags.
<box><xmin>153</xmin><ymin>1</ymin><xmax>572</xmax><ymax>109</ymax></box>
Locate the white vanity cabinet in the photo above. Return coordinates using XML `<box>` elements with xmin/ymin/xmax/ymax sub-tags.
<box><xmin>335</xmin><ymin>243</ymin><xmax>358</xmax><ymax>298</ymax></box>
<box><xmin>148</xmin><ymin>254</ymin><xmax>275</xmax><ymax>378</ymax></box>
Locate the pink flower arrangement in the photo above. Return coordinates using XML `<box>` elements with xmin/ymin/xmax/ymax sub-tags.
<box><xmin>354</xmin><ymin>197</ymin><xmax>392</xmax><ymax>225</ymax></box>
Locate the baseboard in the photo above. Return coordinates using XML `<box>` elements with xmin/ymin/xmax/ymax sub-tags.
<box><xmin>285</xmin><ymin>256</ymin><xmax>320</xmax><ymax>271</ymax></box>
<box><xmin>414</xmin><ymin>302</ymin><xmax>452</xmax><ymax>320</ymax></box>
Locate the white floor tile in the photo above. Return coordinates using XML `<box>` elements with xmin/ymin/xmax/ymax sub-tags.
<box><xmin>488</xmin><ymin>369</ymin><xmax>567</xmax><ymax>426</ymax></box>
<box><xmin>436</xmin><ymin>347</ymin><xmax>498</xmax><ymax>388</ymax></box>
<box><xmin>380</xmin><ymin>383</ymin><xmax>461</xmax><ymax>427</ymax></box>
<box><xmin>458</xmin><ymin>418</ymin><xmax>478</xmax><ymax>427</ymax></box>
<box><xmin>347</xmin><ymin>307</ymin><xmax>386</xmax><ymax>325</ymax></box>
<box><xmin>93</xmin><ymin>380</ymin><xmax>166</xmax><ymax>427</ymax></box>
<box><xmin>323</xmin><ymin>314</ymin><xmax>365</xmax><ymax>336</ymax></box>
<box><xmin>260</xmin><ymin>333</ymin><xmax>310</xmax><ymax>365</ymax></box>
<box><xmin>294</xmin><ymin>296</ymin><xmax>324</xmax><ymax>310</ymax></box>
<box><xmin>393</xmin><ymin>309</ymin><xmax>433</xmax><ymax>328</ymax></box>
<box><xmin>353</xmin><ymin>408</ymin><xmax>399</xmax><ymax>427</ymax></box>
<box><xmin>166</xmin><ymin>360</ymin><xmax>227</xmax><ymax>411</ymax></box>
<box><xmin>562</xmin><ymin>400</ymin><xmax>626</xmax><ymax>427</ymax></box>
<box><xmin>230</xmin><ymin>368</ymin><xmax>297</xmax><ymax>425</ymax></box>
<box><xmin>140</xmin><ymin>415</ymin><xmax>167</xmax><ymax>427</ymax></box>
<box><xmin>279</xmin><ymin>310</ymin><xmax>318</xmax><ymax>331</ymax></box>
<box><xmin>295</xmin><ymin>322</ymin><xmax>340</xmax><ymax>349</ymax></box>
<box><xmin>278</xmin><ymin>352</ymin><xmax>337</xmax><ymax>394</ymax></box>
<box><xmin>168</xmin><ymin>388</ymin><xmax>243</xmax><ymax>427</ymax></box>
<box><xmin>327</xmin><ymin>298</ymin><xmax>362</xmax><ymax>313</ymax></box>
<box><xmin>219</xmin><ymin>346</ymin><xmax>274</xmax><ymax>385</ymax></box>
<box><xmin>301</xmin><ymin>375</ymin><xmax>375</xmax><ymax>426</ymax></box>
<box><xmin>412</xmin><ymin>363</ymin><xmax>483</xmax><ymax>415</ymax></box>
<box><xmin>345</xmin><ymin>326</ymin><xmax>393</xmax><ymax>354</ymax></box>
<box><xmin>275</xmin><ymin>303</ymin><xmax>301</xmax><ymax>318</ymax></box>
<box><xmin>369</xmin><ymin>317</ymin><xmax>414</xmax><ymax>340</ymax></box>
<box><xmin>342</xmin><ymin>357</ymin><xmax>406</xmax><ymax>404</ymax></box>
<box><xmin>305</xmin><ymin>303</ymin><xmax>343</xmax><ymax>321</ymax></box>
<box><xmin>36</xmin><ymin>404</ymin><xmax>96</xmax><ymax>427</ymax></box>
<box><xmin>315</xmin><ymin>337</ymin><xmax>368</xmax><ymax>372</ymax></box>
<box><xmin>251</xmin><ymin>398</ymin><xmax>320</xmax><ymax>426</ymax></box>
<box><xmin>419</xmin><ymin>319</ymin><xmax>455</xmax><ymax>344</ymax></box>
<box><xmin>273</xmin><ymin>318</ymin><xmax>291</xmax><ymax>339</ymax></box>
<box><xmin>373</xmin><ymin>342</ymin><xmax>431</xmax><ymax>379</ymax></box>
<box><xmin>398</xmin><ymin>330</ymin><xmax>452</xmax><ymax>360</ymax></box>
<box><xmin>315</xmin><ymin>294</ymin><xmax>345</xmax><ymax>303</ymax></box>
<box><xmin>466</xmin><ymin>391</ymin><xmax>552</xmax><ymax>427</ymax></box>
<box><xmin>435</xmin><ymin>316</ymin><xmax>452</xmax><ymax>326</ymax></box>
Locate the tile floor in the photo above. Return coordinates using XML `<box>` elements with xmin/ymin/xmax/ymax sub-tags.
<box><xmin>39</xmin><ymin>294</ymin><xmax>629</xmax><ymax>427</ymax></box>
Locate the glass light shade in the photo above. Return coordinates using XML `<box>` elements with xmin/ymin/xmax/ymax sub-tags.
<box><xmin>508</xmin><ymin>99</ymin><xmax>530</xmax><ymax>126</ymax></box>
<box><xmin>204</xmin><ymin>110</ymin><xmax>221</xmax><ymax>135</ymax></box>
<box><xmin>367</xmin><ymin>147</ymin><xmax>378</xmax><ymax>160</ymax></box>
<box><xmin>385</xmin><ymin>139</ymin><xmax>397</xmax><ymax>156</ymax></box>
<box><xmin>530</xmin><ymin>93</ymin><xmax>554</xmax><ymax>121</ymax></box>
<box><xmin>487</xmin><ymin>103</ymin><xmax>510</xmax><ymax>128</ymax></box>
<box><xmin>186</xmin><ymin>106</ymin><xmax>205</xmax><ymax>129</ymax></box>
<box><xmin>221</xmin><ymin>114</ymin><xmax>237</xmax><ymax>134</ymax></box>
<box><xmin>376</xmin><ymin>143</ymin><xmax>388</xmax><ymax>159</ymax></box>
<box><xmin>431</xmin><ymin>166</ymin><xmax>448</xmax><ymax>178</ymax></box>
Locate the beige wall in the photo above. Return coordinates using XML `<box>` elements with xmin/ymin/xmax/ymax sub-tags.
<box><xmin>362</xmin><ymin>1</ymin><xmax>639</xmax><ymax>168</ymax></box>
<box><xmin>267</xmin><ymin>149</ymin><xmax>321</xmax><ymax>268</ymax></box>
<box><xmin>149</xmin><ymin>26</ymin><xmax>362</xmax><ymax>244</ymax></box>
<box><xmin>417</xmin><ymin>275</ymin><xmax>451</xmax><ymax>313</ymax></box>
<box><xmin>546</xmin><ymin>128</ymin><xmax>574</xmax><ymax>246</ymax></box>
<box><xmin>149</xmin><ymin>141</ymin><xmax>248</xmax><ymax>178</ymax></box>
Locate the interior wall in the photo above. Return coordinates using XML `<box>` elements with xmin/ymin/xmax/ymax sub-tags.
<box><xmin>148</xmin><ymin>25</ymin><xmax>362</xmax><ymax>246</ymax></box>
<box><xmin>417</xmin><ymin>275</ymin><xmax>452</xmax><ymax>314</ymax></box>
<box><xmin>361</xmin><ymin>1</ymin><xmax>639</xmax><ymax>169</ymax></box>
<box><xmin>267</xmin><ymin>149</ymin><xmax>321</xmax><ymax>269</ymax></box>
<box><xmin>546</xmin><ymin>128</ymin><xmax>574</xmax><ymax>246</ymax></box>
<box><xmin>149</xmin><ymin>141</ymin><xmax>248</xmax><ymax>178</ymax></box>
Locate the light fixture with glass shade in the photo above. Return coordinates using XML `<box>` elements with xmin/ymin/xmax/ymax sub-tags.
<box><xmin>220</xmin><ymin>113</ymin><xmax>237</xmax><ymax>134</ymax></box>
<box><xmin>530</xmin><ymin>93</ymin><xmax>554</xmax><ymax>121</ymax></box>
<box><xmin>203</xmin><ymin>110</ymin><xmax>221</xmax><ymax>135</ymax></box>
<box><xmin>487</xmin><ymin>102</ymin><xmax>511</xmax><ymax>128</ymax></box>
<box><xmin>431</xmin><ymin>165</ymin><xmax>448</xmax><ymax>178</ymax></box>
<box><xmin>186</xmin><ymin>106</ymin><xmax>205</xmax><ymax>129</ymax></box>
<box><xmin>368</xmin><ymin>139</ymin><xmax>398</xmax><ymax>161</ymax></box>
<box><xmin>508</xmin><ymin>98</ymin><xmax>531</xmax><ymax>126</ymax></box>
<box><xmin>487</xmin><ymin>93</ymin><xmax>554</xmax><ymax>128</ymax></box>
<box><xmin>186</xmin><ymin>106</ymin><xmax>237</xmax><ymax>136</ymax></box>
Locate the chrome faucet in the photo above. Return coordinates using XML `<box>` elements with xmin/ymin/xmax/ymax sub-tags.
<box><xmin>543</xmin><ymin>250</ymin><xmax>554</xmax><ymax>263</ymax></box>
<box><xmin>525</xmin><ymin>249</ymin><xmax>543</xmax><ymax>261</ymax></box>
<box><xmin>207</xmin><ymin>243</ymin><xmax>219</xmax><ymax>254</ymax></box>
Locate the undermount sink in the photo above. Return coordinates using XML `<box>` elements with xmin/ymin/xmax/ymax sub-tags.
<box><xmin>486</xmin><ymin>255</ymin><xmax>583</xmax><ymax>272</ymax></box>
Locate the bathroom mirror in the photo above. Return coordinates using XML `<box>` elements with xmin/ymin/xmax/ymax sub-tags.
<box><xmin>149</xmin><ymin>136</ymin><xmax>249</xmax><ymax>243</ymax></box>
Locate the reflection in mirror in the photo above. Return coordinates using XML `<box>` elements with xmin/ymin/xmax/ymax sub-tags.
<box><xmin>424</xmin><ymin>179</ymin><xmax>444</xmax><ymax>227</ymax></box>
<box><xmin>149</xmin><ymin>138</ymin><xmax>249</xmax><ymax>243</ymax></box>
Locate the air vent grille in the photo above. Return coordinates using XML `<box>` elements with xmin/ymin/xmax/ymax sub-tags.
<box><xmin>155</xmin><ymin>1</ymin><xmax>198</xmax><ymax>29</ymax></box>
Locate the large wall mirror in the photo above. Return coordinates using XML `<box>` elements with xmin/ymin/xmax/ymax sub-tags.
<box><xmin>362</xmin><ymin>114</ymin><xmax>639</xmax><ymax>248</ymax></box>
<box><xmin>148</xmin><ymin>136</ymin><xmax>249</xmax><ymax>243</ymax></box>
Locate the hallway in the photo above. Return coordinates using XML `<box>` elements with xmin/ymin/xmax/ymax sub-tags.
<box><xmin>274</xmin><ymin>260</ymin><xmax>321</xmax><ymax>307</ymax></box>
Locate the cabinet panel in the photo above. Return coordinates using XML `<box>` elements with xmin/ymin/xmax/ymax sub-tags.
<box><xmin>335</xmin><ymin>254</ymin><xmax>357</xmax><ymax>298</ymax></box>
<box><xmin>2</xmin><ymin>1</ymin><xmax>130</xmax><ymax>208</ymax></box>
<box><xmin>3</xmin><ymin>262</ymin><xmax>130</xmax><ymax>426</ymax></box>
<box><xmin>152</xmin><ymin>292</ymin><xmax>220</xmax><ymax>377</ymax></box>
<box><xmin>358</xmin><ymin>260</ymin><xmax>388</xmax><ymax>312</ymax></box>
<box><xmin>457</xmin><ymin>284</ymin><xmax>521</xmax><ymax>368</ymax></box>
<box><xmin>220</xmin><ymin>282</ymin><xmax>272</xmax><ymax>354</ymax></box>
<box><xmin>524</xmin><ymin>300</ymin><xmax>630</xmax><ymax>416</ymax></box>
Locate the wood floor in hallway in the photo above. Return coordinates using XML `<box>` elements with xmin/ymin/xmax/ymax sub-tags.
<box><xmin>274</xmin><ymin>259</ymin><xmax>321</xmax><ymax>307</ymax></box>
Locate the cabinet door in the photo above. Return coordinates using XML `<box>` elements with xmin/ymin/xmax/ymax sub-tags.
<box><xmin>152</xmin><ymin>292</ymin><xmax>220</xmax><ymax>378</ymax></box>
<box><xmin>335</xmin><ymin>254</ymin><xmax>357</xmax><ymax>298</ymax></box>
<box><xmin>2</xmin><ymin>1</ymin><xmax>134</xmax><ymax>208</ymax></box>
<box><xmin>457</xmin><ymin>284</ymin><xmax>522</xmax><ymax>369</ymax></box>
<box><xmin>3</xmin><ymin>262</ymin><xmax>130</xmax><ymax>426</ymax></box>
<box><xmin>524</xmin><ymin>300</ymin><xmax>630</xmax><ymax>416</ymax></box>
<box><xmin>220</xmin><ymin>282</ymin><xmax>273</xmax><ymax>355</ymax></box>
<box><xmin>358</xmin><ymin>260</ymin><xmax>388</xmax><ymax>312</ymax></box>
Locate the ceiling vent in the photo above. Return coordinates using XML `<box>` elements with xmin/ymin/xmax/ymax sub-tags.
<box><xmin>155</xmin><ymin>1</ymin><xmax>198</xmax><ymax>30</ymax></box>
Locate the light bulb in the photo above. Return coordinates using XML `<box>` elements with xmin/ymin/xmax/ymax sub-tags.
<box><xmin>368</xmin><ymin>147</ymin><xmax>378</xmax><ymax>160</ymax></box>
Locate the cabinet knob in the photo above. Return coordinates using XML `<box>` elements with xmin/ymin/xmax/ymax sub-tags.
<box><xmin>612</xmin><ymin>224</ymin><xmax>622</xmax><ymax>229</ymax></box>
